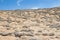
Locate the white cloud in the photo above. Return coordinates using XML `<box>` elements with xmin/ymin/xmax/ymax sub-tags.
<box><xmin>52</xmin><ymin>5</ymin><xmax>60</xmax><ymax>7</ymax></box>
<box><xmin>17</xmin><ymin>0</ymin><xmax>23</xmax><ymax>6</ymax></box>
<box><xmin>31</xmin><ymin>7</ymin><xmax>39</xmax><ymax>9</ymax></box>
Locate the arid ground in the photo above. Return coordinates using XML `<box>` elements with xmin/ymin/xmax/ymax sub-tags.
<box><xmin>0</xmin><ymin>7</ymin><xmax>60</xmax><ymax>40</ymax></box>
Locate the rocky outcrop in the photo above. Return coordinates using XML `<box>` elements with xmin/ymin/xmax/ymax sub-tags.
<box><xmin>0</xmin><ymin>7</ymin><xmax>60</xmax><ymax>40</ymax></box>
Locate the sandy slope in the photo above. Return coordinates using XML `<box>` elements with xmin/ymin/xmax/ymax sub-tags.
<box><xmin>0</xmin><ymin>7</ymin><xmax>60</xmax><ymax>40</ymax></box>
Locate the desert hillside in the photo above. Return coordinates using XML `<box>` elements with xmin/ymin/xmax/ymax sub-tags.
<box><xmin>0</xmin><ymin>7</ymin><xmax>60</xmax><ymax>40</ymax></box>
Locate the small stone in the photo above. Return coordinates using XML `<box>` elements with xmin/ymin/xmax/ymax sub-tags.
<box><xmin>49</xmin><ymin>23</ymin><xmax>60</xmax><ymax>29</ymax></box>
<box><xmin>7</xmin><ymin>17</ymin><xmax>12</xmax><ymax>23</ymax></box>
<box><xmin>38</xmin><ymin>30</ymin><xmax>42</xmax><ymax>32</ymax></box>
<box><xmin>14</xmin><ymin>31</ymin><xmax>33</xmax><ymax>37</ymax></box>
<box><xmin>0</xmin><ymin>17</ymin><xmax>4</xmax><ymax>21</ymax></box>
<box><xmin>0</xmin><ymin>32</ymin><xmax>12</xmax><ymax>36</ymax></box>
<box><xmin>29</xmin><ymin>37</ymin><xmax>40</xmax><ymax>40</ymax></box>
<box><xmin>20</xmin><ymin>29</ymin><xmax>33</xmax><ymax>32</ymax></box>
<box><xmin>14</xmin><ymin>31</ymin><xmax>22</xmax><ymax>37</ymax></box>
<box><xmin>29</xmin><ymin>38</ymin><xmax>37</xmax><ymax>40</ymax></box>
<box><xmin>42</xmin><ymin>33</ymin><xmax>55</xmax><ymax>36</ymax></box>
<box><xmin>22</xmin><ymin>26</ymin><xmax>28</xmax><ymax>28</ymax></box>
<box><xmin>49</xmin><ymin>33</ymin><xmax>55</xmax><ymax>36</ymax></box>
<box><xmin>42</xmin><ymin>33</ymin><xmax>48</xmax><ymax>36</ymax></box>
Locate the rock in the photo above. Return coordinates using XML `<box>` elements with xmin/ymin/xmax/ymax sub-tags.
<box><xmin>0</xmin><ymin>7</ymin><xmax>60</xmax><ymax>40</ymax></box>
<box><xmin>49</xmin><ymin>23</ymin><xmax>60</xmax><ymax>29</ymax></box>
<box><xmin>0</xmin><ymin>32</ymin><xmax>12</xmax><ymax>36</ymax></box>
<box><xmin>14</xmin><ymin>31</ymin><xmax>33</xmax><ymax>37</ymax></box>
<box><xmin>29</xmin><ymin>38</ymin><xmax>38</xmax><ymax>40</ymax></box>
<box><xmin>7</xmin><ymin>17</ymin><xmax>12</xmax><ymax>23</ymax></box>
<box><xmin>48</xmin><ymin>33</ymin><xmax>55</xmax><ymax>36</ymax></box>
<box><xmin>42</xmin><ymin>33</ymin><xmax>55</xmax><ymax>36</ymax></box>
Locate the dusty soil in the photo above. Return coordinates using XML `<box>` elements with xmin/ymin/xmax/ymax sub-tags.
<box><xmin>0</xmin><ymin>7</ymin><xmax>60</xmax><ymax>40</ymax></box>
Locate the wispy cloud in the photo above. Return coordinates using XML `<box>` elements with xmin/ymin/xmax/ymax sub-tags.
<box><xmin>31</xmin><ymin>7</ymin><xmax>39</xmax><ymax>9</ymax></box>
<box><xmin>17</xmin><ymin>0</ymin><xmax>23</xmax><ymax>6</ymax></box>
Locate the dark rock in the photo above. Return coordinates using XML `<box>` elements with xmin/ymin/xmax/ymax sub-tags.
<box><xmin>42</xmin><ymin>33</ymin><xmax>54</xmax><ymax>36</ymax></box>
<box><xmin>49</xmin><ymin>33</ymin><xmax>55</xmax><ymax>36</ymax></box>
<box><xmin>49</xmin><ymin>23</ymin><xmax>60</xmax><ymax>29</ymax></box>
<box><xmin>14</xmin><ymin>31</ymin><xmax>33</xmax><ymax>37</ymax></box>
<box><xmin>0</xmin><ymin>32</ymin><xmax>12</xmax><ymax>36</ymax></box>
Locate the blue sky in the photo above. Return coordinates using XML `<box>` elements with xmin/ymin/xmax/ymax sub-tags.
<box><xmin>0</xmin><ymin>0</ymin><xmax>60</xmax><ymax>10</ymax></box>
